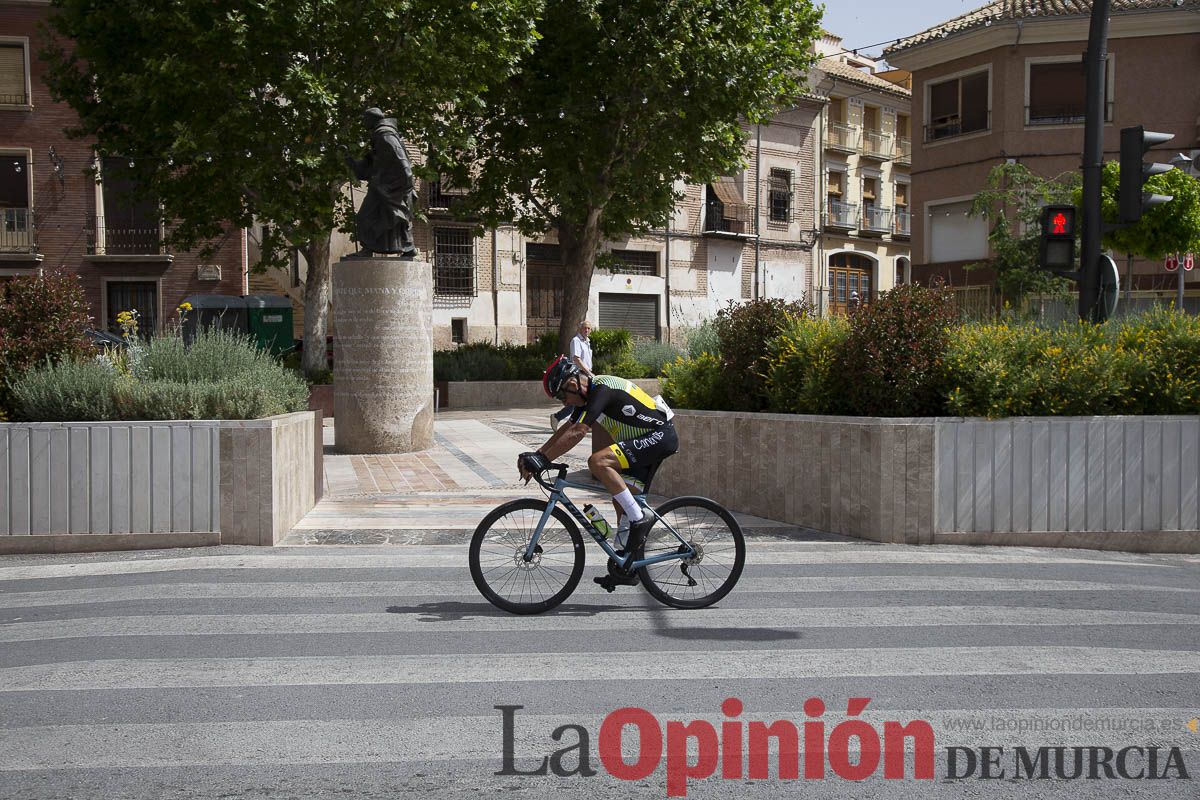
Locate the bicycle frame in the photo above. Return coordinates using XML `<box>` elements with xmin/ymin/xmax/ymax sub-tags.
<box><xmin>523</xmin><ymin>467</ymin><xmax>696</xmax><ymax>571</ymax></box>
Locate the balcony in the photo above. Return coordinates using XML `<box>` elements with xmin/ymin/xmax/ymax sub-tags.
<box><xmin>893</xmin><ymin>209</ymin><xmax>911</xmax><ymax>238</ymax></box>
<box><xmin>1</xmin><ymin>208</ymin><xmax>36</xmax><ymax>254</ymax></box>
<box><xmin>924</xmin><ymin>112</ymin><xmax>991</xmax><ymax>142</ymax></box>
<box><xmin>894</xmin><ymin>137</ymin><xmax>911</xmax><ymax>166</ymax></box>
<box><xmin>1025</xmin><ymin>101</ymin><xmax>1113</xmax><ymax>127</ymax></box>
<box><xmin>861</xmin><ymin>130</ymin><xmax>893</xmax><ymax>161</ymax></box>
<box><xmin>826</xmin><ymin>122</ymin><xmax>860</xmax><ymax>154</ymax></box>
<box><xmin>703</xmin><ymin>198</ymin><xmax>754</xmax><ymax>237</ymax></box>
<box><xmin>86</xmin><ymin>218</ymin><xmax>170</xmax><ymax>259</ymax></box>
<box><xmin>824</xmin><ymin>200</ymin><xmax>857</xmax><ymax>230</ymax></box>
<box><xmin>426</xmin><ymin>177</ymin><xmax>471</xmax><ymax>214</ymax></box>
<box><xmin>860</xmin><ymin>205</ymin><xmax>892</xmax><ymax>234</ymax></box>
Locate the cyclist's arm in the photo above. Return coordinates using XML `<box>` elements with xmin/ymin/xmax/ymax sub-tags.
<box><xmin>538</xmin><ymin>421</ymin><xmax>589</xmax><ymax>462</ymax></box>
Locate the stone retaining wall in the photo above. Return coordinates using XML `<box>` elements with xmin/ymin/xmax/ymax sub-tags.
<box><xmin>0</xmin><ymin>411</ymin><xmax>320</xmax><ymax>554</ymax></box>
<box><xmin>446</xmin><ymin>378</ymin><xmax>662</xmax><ymax>410</ymax></box>
<box><xmin>655</xmin><ymin>411</ymin><xmax>1200</xmax><ymax>553</ymax></box>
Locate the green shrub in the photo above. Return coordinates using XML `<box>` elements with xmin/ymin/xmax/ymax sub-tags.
<box><xmin>682</xmin><ymin>320</ymin><xmax>720</xmax><ymax>359</ymax></box>
<box><xmin>0</xmin><ymin>270</ymin><xmax>93</xmax><ymax>413</ymax></box>
<box><xmin>1112</xmin><ymin>308</ymin><xmax>1200</xmax><ymax>415</ymax></box>
<box><xmin>834</xmin><ymin>285</ymin><xmax>957</xmax><ymax>416</ymax></box>
<box><xmin>590</xmin><ymin>328</ymin><xmax>633</xmax><ymax>364</ymax></box>
<box><xmin>631</xmin><ymin>338</ymin><xmax>683</xmax><ymax>377</ymax></box>
<box><xmin>10</xmin><ymin>328</ymin><xmax>308</xmax><ymax>421</ymax></box>
<box><xmin>9</xmin><ymin>358</ymin><xmax>119</xmax><ymax>421</ymax></box>
<box><xmin>765</xmin><ymin>315</ymin><xmax>850</xmax><ymax>414</ymax></box>
<box><xmin>713</xmin><ymin>298</ymin><xmax>810</xmax><ymax>411</ymax></box>
<box><xmin>661</xmin><ymin>353</ymin><xmax>724</xmax><ymax>409</ymax></box>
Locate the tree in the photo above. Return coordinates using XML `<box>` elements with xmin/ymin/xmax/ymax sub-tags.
<box><xmin>968</xmin><ymin>162</ymin><xmax>1077</xmax><ymax>309</ymax></box>
<box><xmin>42</xmin><ymin>0</ymin><xmax>539</xmax><ymax>376</ymax></box>
<box><xmin>1096</xmin><ymin>161</ymin><xmax>1200</xmax><ymax>259</ymax></box>
<box><xmin>451</xmin><ymin>0</ymin><xmax>821</xmax><ymax>352</ymax></box>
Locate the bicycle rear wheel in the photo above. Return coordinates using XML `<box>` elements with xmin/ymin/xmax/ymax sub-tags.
<box><xmin>469</xmin><ymin>499</ymin><xmax>585</xmax><ymax>615</ymax></box>
<box><xmin>635</xmin><ymin>496</ymin><xmax>745</xmax><ymax>609</ymax></box>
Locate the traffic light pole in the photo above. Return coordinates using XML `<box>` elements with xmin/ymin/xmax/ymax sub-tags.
<box><xmin>1079</xmin><ymin>0</ymin><xmax>1110</xmax><ymax>322</ymax></box>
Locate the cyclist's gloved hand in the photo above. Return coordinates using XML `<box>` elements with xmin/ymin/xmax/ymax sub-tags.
<box><xmin>517</xmin><ymin>451</ymin><xmax>549</xmax><ymax>483</ymax></box>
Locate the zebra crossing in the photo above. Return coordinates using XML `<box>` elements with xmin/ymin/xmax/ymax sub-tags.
<box><xmin>1</xmin><ymin>540</ymin><xmax>1198</xmax><ymax>799</ymax></box>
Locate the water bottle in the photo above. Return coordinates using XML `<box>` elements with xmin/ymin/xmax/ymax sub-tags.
<box><xmin>582</xmin><ymin>504</ymin><xmax>612</xmax><ymax>540</ymax></box>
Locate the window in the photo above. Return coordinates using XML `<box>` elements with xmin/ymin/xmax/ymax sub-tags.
<box><xmin>433</xmin><ymin>227</ymin><xmax>475</xmax><ymax>296</ymax></box>
<box><xmin>0</xmin><ymin>42</ymin><xmax>29</xmax><ymax>106</ymax></box>
<box><xmin>1027</xmin><ymin>58</ymin><xmax>1110</xmax><ymax>125</ymax></box>
<box><xmin>0</xmin><ymin>154</ymin><xmax>31</xmax><ymax>252</ymax></box>
<box><xmin>609</xmin><ymin>249</ymin><xmax>658</xmax><ymax>276</ymax></box>
<box><xmin>106</xmin><ymin>280</ymin><xmax>158</xmax><ymax>337</ymax></box>
<box><xmin>927</xmin><ymin>70</ymin><xmax>989</xmax><ymax>141</ymax></box>
<box><xmin>451</xmin><ymin>318</ymin><xmax>466</xmax><ymax>344</ymax></box>
<box><xmin>863</xmin><ymin>106</ymin><xmax>880</xmax><ymax>133</ymax></box>
<box><xmin>99</xmin><ymin>157</ymin><xmax>161</xmax><ymax>254</ymax></box>
<box><xmin>894</xmin><ymin>182</ymin><xmax>911</xmax><ymax>236</ymax></box>
<box><xmin>768</xmin><ymin>168</ymin><xmax>792</xmax><ymax>223</ymax></box>
<box><xmin>829</xmin><ymin>97</ymin><xmax>845</xmax><ymax>123</ymax></box>
<box><xmin>928</xmin><ymin>199</ymin><xmax>988</xmax><ymax>263</ymax></box>
<box><xmin>826</xmin><ymin>169</ymin><xmax>854</xmax><ymax>227</ymax></box>
<box><xmin>828</xmin><ymin>252</ymin><xmax>873</xmax><ymax>314</ymax></box>
<box><xmin>428</xmin><ymin>174</ymin><xmax>469</xmax><ymax>209</ymax></box>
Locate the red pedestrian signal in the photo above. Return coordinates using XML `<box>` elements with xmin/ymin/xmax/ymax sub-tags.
<box><xmin>1038</xmin><ymin>205</ymin><xmax>1077</xmax><ymax>270</ymax></box>
<box><xmin>1051</xmin><ymin>211</ymin><xmax>1069</xmax><ymax>235</ymax></box>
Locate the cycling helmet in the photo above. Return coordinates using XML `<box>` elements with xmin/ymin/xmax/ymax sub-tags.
<box><xmin>542</xmin><ymin>355</ymin><xmax>581</xmax><ymax>399</ymax></box>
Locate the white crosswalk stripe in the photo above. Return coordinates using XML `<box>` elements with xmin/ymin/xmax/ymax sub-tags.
<box><xmin>1</xmin><ymin>541</ymin><xmax>1197</xmax><ymax>798</ymax></box>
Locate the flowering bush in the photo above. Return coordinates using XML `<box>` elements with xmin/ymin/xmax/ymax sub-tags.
<box><xmin>713</xmin><ymin>298</ymin><xmax>811</xmax><ymax>411</ymax></box>
<box><xmin>661</xmin><ymin>353</ymin><xmax>723</xmax><ymax>410</ymax></box>
<box><xmin>833</xmin><ymin>285</ymin><xmax>958</xmax><ymax>417</ymax></box>
<box><xmin>765</xmin><ymin>314</ymin><xmax>849</xmax><ymax>414</ymax></box>
<box><xmin>1111</xmin><ymin>308</ymin><xmax>1200</xmax><ymax>415</ymax></box>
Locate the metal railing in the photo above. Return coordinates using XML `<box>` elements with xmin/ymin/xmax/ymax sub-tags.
<box><xmin>893</xmin><ymin>209</ymin><xmax>911</xmax><ymax>236</ymax></box>
<box><xmin>924</xmin><ymin>111</ymin><xmax>991</xmax><ymax>142</ymax></box>
<box><xmin>1025</xmin><ymin>101</ymin><xmax>1113</xmax><ymax>126</ymax></box>
<box><xmin>433</xmin><ymin>252</ymin><xmax>477</xmax><ymax>296</ymax></box>
<box><xmin>427</xmin><ymin>178</ymin><xmax>470</xmax><ymax>210</ymax></box>
<box><xmin>1</xmin><ymin>208</ymin><xmax>34</xmax><ymax>252</ymax></box>
<box><xmin>703</xmin><ymin>199</ymin><xmax>754</xmax><ymax>235</ymax></box>
<box><xmin>824</xmin><ymin>200</ymin><xmax>857</xmax><ymax>228</ymax></box>
<box><xmin>861</xmin><ymin>205</ymin><xmax>892</xmax><ymax>232</ymax></box>
<box><xmin>0</xmin><ymin>90</ymin><xmax>29</xmax><ymax>105</ymax></box>
<box><xmin>894</xmin><ymin>137</ymin><xmax>911</xmax><ymax>165</ymax></box>
<box><xmin>86</xmin><ymin>218</ymin><xmax>167</xmax><ymax>255</ymax></box>
<box><xmin>826</xmin><ymin>122</ymin><xmax>860</xmax><ymax>152</ymax></box>
<box><xmin>862</xmin><ymin>130</ymin><xmax>893</xmax><ymax>160</ymax></box>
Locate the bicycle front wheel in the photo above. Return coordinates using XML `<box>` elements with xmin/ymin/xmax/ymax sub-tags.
<box><xmin>469</xmin><ymin>499</ymin><xmax>585</xmax><ymax>615</ymax></box>
<box><xmin>635</xmin><ymin>496</ymin><xmax>745</xmax><ymax>609</ymax></box>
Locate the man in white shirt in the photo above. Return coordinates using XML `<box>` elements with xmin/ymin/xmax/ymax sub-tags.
<box><xmin>551</xmin><ymin>320</ymin><xmax>593</xmax><ymax>430</ymax></box>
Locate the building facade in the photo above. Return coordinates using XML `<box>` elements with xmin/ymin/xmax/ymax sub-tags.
<box><xmin>885</xmin><ymin>0</ymin><xmax>1200</xmax><ymax>308</ymax></box>
<box><xmin>1</xmin><ymin>1</ymin><xmax>247</xmax><ymax>334</ymax></box>
<box><xmin>812</xmin><ymin>34</ymin><xmax>914</xmax><ymax>314</ymax></box>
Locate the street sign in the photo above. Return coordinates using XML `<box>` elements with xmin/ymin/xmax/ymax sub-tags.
<box><xmin>1166</xmin><ymin>253</ymin><xmax>1179</xmax><ymax>272</ymax></box>
<box><xmin>1186</xmin><ymin>252</ymin><xmax>1195</xmax><ymax>272</ymax></box>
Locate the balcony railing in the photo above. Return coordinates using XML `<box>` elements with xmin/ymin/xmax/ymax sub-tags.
<box><xmin>924</xmin><ymin>112</ymin><xmax>991</xmax><ymax>142</ymax></box>
<box><xmin>894</xmin><ymin>137</ymin><xmax>911</xmax><ymax>165</ymax></box>
<box><xmin>1</xmin><ymin>208</ymin><xmax>35</xmax><ymax>253</ymax></box>
<box><xmin>824</xmin><ymin>200</ymin><xmax>857</xmax><ymax>229</ymax></box>
<box><xmin>894</xmin><ymin>209</ymin><xmax>911</xmax><ymax>237</ymax></box>
<box><xmin>427</xmin><ymin>178</ymin><xmax>470</xmax><ymax>211</ymax></box>
<box><xmin>862</xmin><ymin>130</ymin><xmax>893</xmax><ymax>161</ymax></box>
<box><xmin>0</xmin><ymin>90</ymin><xmax>29</xmax><ymax>105</ymax></box>
<box><xmin>826</xmin><ymin>122</ymin><xmax>860</xmax><ymax>153</ymax></box>
<box><xmin>861</xmin><ymin>205</ymin><xmax>892</xmax><ymax>233</ymax></box>
<box><xmin>86</xmin><ymin>218</ymin><xmax>168</xmax><ymax>256</ymax></box>
<box><xmin>703</xmin><ymin>199</ymin><xmax>754</xmax><ymax>235</ymax></box>
<box><xmin>1025</xmin><ymin>101</ymin><xmax>1113</xmax><ymax>126</ymax></box>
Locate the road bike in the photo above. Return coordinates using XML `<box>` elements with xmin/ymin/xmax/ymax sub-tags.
<box><xmin>468</xmin><ymin>459</ymin><xmax>745</xmax><ymax>614</ymax></box>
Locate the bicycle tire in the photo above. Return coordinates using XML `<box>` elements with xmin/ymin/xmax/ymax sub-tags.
<box><xmin>635</xmin><ymin>496</ymin><xmax>745</xmax><ymax>609</ymax></box>
<box><xmin>469</xmin><ymin>498</ymin><xmax>586</xmax><ymax>615</ymax></box>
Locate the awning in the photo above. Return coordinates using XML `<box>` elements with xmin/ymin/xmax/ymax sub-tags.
<box><xmin>709</xmin><ymin>177</ymin><xmax>746</xmax><ymax>207</ymax></box>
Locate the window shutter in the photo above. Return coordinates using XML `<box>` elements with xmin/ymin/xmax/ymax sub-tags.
<box><xmin>0</xmin><ymin>45</ymin><xmax>26</xmax><ymax>103</ymax></box>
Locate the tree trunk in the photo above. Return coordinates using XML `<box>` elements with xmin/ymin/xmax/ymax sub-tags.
<box><xmin>556</xmin><ymin>209</ymin><xmax>604</xmax><ymax>356</ymax></box>
<box><xmin>301</xmin><ymin>233</ymin><xmax>332</xmax><ymax>378</ymax></box>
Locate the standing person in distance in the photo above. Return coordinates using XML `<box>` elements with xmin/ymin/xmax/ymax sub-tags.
<box><xmin>551</xmin><ymin>319</ymin><xmax>593</xmax><ymax>431</ymax></box>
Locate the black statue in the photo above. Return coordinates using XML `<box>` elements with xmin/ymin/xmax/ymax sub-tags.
<box><xmin>345</xmin><ymin>107</ymin><xmax>418</xmax><ymax>258</ymax></box>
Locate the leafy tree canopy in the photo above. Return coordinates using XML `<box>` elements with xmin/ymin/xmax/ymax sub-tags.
<box><xmin>449</xmin><ymin>0</ymin><xmax>822</xmax><ymax>348</ymax></box>
<box><xmin>1095</xmin><ymin>161</ymin><xmax>1200</xmax><ymax>259</ymax></box>
<box><xmin>43</xmin><ymin>0</ymin><xmax>540</xmax><ymax>372</ymax></box>
<box><xmin>969</xmin><ymin>161</ymin><xmax>1076</xmax><ymax>307</ymax></box>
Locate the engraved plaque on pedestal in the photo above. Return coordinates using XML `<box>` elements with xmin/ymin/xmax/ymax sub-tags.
<box><xmin>333</xmin><ymin>257</ymin><xmax>434</xmax><ymax>453</ymax></box>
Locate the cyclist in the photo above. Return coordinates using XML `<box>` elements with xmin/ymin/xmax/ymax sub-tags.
<box><xmin>518</xmin><ymin>355</ymin><xmax>677</xmax><ymax>588</ymax></box>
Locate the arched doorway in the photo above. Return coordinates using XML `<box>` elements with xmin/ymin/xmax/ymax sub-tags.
<box><xmin>895</xmin><ymin>256</ymin><xmax>911</xmax><ymax>287</ymax></box>
<box><xmin>828</xmin><ymin>252</ymin><xmax>875</xmax><ymax>314</ymax></box>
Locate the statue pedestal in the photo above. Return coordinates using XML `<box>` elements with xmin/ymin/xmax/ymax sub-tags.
<box><xmin>333</xmin><ymin>257</ymin><xmax>433</xmax><ymax>454</ymax></box>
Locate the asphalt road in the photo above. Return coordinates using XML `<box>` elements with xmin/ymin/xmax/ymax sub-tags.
<box><xmin>1</xmin><ymin>540</ymin><xmax>1198</xmax><ymax>799</ymax></box>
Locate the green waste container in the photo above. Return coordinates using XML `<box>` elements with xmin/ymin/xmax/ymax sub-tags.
<box><xmin>244</xmin><ymin>295</ymin><xmax>294</xmax><ymax>355</ymax></box>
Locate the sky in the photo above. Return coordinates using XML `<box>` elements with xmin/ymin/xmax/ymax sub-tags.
<box><xmin>818</xmin><ymin>0</ymin><xmax>988</xmax><ymax>60</ymax></box>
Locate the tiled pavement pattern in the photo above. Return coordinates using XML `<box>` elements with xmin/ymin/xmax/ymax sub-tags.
<box><xmin>283</xmin><ymin>409</ymin><xmax>814</xmax><ymax>545</ymax></box>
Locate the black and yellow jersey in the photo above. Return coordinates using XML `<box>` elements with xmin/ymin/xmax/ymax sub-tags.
<box><xmin>568</xmin><ymin>375</ymin><xmax>669</xmax><ymax>442</ymax></box>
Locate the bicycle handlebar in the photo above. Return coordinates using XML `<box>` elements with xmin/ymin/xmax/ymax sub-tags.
<box><xmin>531</xmin><ymin>462</ymin><xmax>569</xmax><ymax>490</ymax></box>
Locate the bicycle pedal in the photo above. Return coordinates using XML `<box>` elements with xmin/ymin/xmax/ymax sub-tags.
<box><xmin>593</xmin><ymin>575</ymin><xmax>618</xmax><ymax>593</ymax></box>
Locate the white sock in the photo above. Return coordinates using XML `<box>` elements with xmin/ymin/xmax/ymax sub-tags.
<box><xmin>614</xmin><ymin>489</ymin><xmax>643</xmax><ymax>522</ymax></box>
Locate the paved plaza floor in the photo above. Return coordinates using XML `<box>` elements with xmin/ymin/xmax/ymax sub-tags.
<box><xmin>282</xmin><ymin>408</ymin><xmax>823</xmax><ymax>545</ymax></box>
